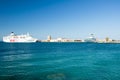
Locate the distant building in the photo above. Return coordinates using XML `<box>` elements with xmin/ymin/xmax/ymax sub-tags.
<box><xmin>105</xmin><ymin>37</ymin><xmax>112</xmax><ymax>42</ymax></box>
<box><xmin>105</xmin><ymin>37</ymin><xmax>109</xmax><ymax>42</ymax></box>
<box><xmin>47</xmin><ymin>35</ymin><xmax>51</xmax><ymax>42</ymax></box>
<box><xmin>74</xmin><ymin>39</ymin><xmax>82</xmax><ymax>42</ymax></box>
<box><xmin>56</xmin><ymin>38</ymin><xmax>74</xmax><ymax>42</ymax></box>
<box><xmin>112</xmin><ymin>40</ymin><xmax>120</xmax><ymax>43</ymax></box>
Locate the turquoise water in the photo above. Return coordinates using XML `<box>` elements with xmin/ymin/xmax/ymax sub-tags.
<box><xmin>0</xmin><ymin>42</ymin><xmax>120</xmax><ymax>80</ymax></box>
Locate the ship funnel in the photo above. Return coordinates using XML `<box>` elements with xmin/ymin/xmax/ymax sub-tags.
<box><xmin>10</xmin><ymin>32</ymin><xmax>15</xmax><ymax>36</ymax></box>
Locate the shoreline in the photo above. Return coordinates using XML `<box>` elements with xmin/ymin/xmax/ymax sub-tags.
<box><xmin>1</xmin><ymin>41</ymin><xmax>120</xmax><ymax>44</ymax></box>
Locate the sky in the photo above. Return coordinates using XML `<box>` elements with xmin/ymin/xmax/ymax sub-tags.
<box><xmin>0</xmin><ymin>0</ymin><xmax>120</xmax><ymax>40</ymax></box>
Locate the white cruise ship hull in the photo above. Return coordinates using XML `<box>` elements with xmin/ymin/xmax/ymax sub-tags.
<box><xmin>3</xmin><ymin>38</ymin><xmax>37</xmax><ymax>43</ymax></box>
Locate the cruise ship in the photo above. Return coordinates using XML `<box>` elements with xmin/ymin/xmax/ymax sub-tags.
<box><xmin>3</xmin><ymin>32</ymin><xmax>37</xmax><ymax>43</ymax></box>
<box><xmin>84</xmin><ymin>34</ymin><xmax>97</xmax><ymax>42</ymax></box>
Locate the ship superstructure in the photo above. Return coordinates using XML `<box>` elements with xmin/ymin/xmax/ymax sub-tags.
<box><xmin>84</xmin><ymin>34</ymin><xmax>97</xmax><ymax>42</ymax></box>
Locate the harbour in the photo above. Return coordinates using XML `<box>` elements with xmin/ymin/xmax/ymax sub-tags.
<box><xmin>0</xmin><ymin>42</ymin><xmax>120</xmax><ymax>80</ymax></box>
<box><xmin>2</xmin><ymin>32</ymin><xmax>120</xmax><ymax>43</ymax></box>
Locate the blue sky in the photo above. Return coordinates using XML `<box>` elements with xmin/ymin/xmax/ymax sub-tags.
<box><xmin>0</xmin><ymin>0</ymin><xmax>120</xmax><ymax>40</ymax></box>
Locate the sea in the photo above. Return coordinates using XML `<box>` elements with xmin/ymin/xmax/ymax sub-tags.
<box><xmin>0</xmin><ymin>42</ymin><xmax>120</xmax><ymax>80</ymax></box>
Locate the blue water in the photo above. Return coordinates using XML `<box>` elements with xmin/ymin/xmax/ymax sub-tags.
<box><xmin>0</xmin><ymin>42</ymin><xmax>120</xmax><ymax>80</ymax></box>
